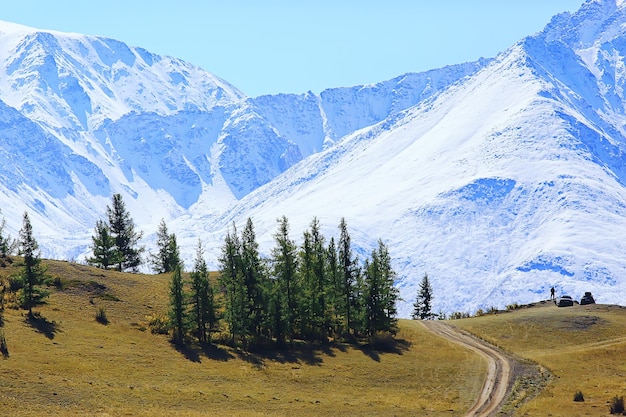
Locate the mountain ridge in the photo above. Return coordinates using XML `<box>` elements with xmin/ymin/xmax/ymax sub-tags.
<box><xmin>3</xmin><ymin>0</ymin><xmax>626</xmax><ymax>315</ymax></box>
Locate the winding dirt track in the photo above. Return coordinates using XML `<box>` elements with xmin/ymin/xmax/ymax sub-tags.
<box><xmin>421</xmin><ymin>321</ymin><xmax>513</xmax><ymax>417</ymax></box>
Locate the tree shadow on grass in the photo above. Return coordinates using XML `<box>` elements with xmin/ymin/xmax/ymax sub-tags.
<box><xmin>172</xmin><ymin>341</ymin><xmax>201</xmax><ymax>363</ymax></box>
<box><xmin>170</xmin><ymin>336</ymin><xmax>409</xmax><ymax>365</ymax></box>
<box><xmin>358</xmin><ymin>336</ymin><xmax>411</xmax><ymax>362</ymax></box>
<box><xmin>202</xmin><ymin>343</ymin><xmax>234</xmax><ymax>362</ymax></box>
<box><xmin>26</xmin><ymin>314</ymin><xmax>60</xmax><ymax>340</ymax></box>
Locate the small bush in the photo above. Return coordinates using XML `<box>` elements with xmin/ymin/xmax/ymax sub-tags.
<box><xmin>610</xmin><ymin>396</ymin><xmax>625</xmax><ymax>414</ymax></box>
<box><xmin>146</xmin><ymin>314</ymin><xmax>169</xmax><ymax>334</ymax></box>
<box><xmin>0</xmin><ymin>330</ymin><xmax>8</xmax><ymax>358</ymax></box>
<box><xmin>95</xmin><ymin>307</ymin><xmax>109</xmax><ymax>325</ymax></box>
<box><xmin>53</xmin><ymin>276</ymin><xmax>63</xmax><ymax>290</ymax></box>
<box><xmin>8</xmin><ymin>277</ymin><xmax>23</xmax><ymax>292</ymax></box>
<box><xmin>449</xmin><ymin>311</ymin><xmax>471</xmax><ymax>320</ymax></box>
<box><xmin>506</xmin><ymin>303</ymin><xmax>521</xmax><ymax>311</ymax></box>
<box><xmin>573</xmin><ymin>391</ymin><xmax>585</xmax><ymax>402</ymax></box>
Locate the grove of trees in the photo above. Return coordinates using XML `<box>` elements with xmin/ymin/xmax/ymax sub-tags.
<box><xmin>211</xmin><ymin>216</ymin><xmax>399</xmax><ymax>347</ymax></box>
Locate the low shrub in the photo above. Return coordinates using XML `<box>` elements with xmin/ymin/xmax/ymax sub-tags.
<box><xmin>0</xmin><ymin>330</ymin><xmax>8</xmax><ymax>358</ymax></box>
<box><xmin>95</xmin><ymin>307</ymin><xmax>109</xmax><ymax>325</ymax></box>
<box><xmin>146</xmin><ymin>314</ymin><xmax>169</xmax><ymax>334</ymax></box>
<box><xmin>506</xmin><ymin>303</ymin><xmax>522</xmax><ymax>311</ymax></box>
<box><xmin>573</xmin><ymin>390</ymin><xmax>584</xmax><ymax>402</ymax></box>
<box><xmin>610</xmin><ymin>396</ymin><xmax>625</xmax><ymax>414</ymax></box>
<box><xmin>449</xmin><ymin>311</ymin><xmax>471</xmax><ymax>320</ymax></box>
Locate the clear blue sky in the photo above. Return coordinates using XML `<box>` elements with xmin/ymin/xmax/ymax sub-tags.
<box><xmin>2</xmin><ymin>1</ymin><xmax>584</xmax><ymax>97</ymax></box>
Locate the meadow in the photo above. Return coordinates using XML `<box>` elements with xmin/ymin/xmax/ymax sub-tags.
<box><xmin>0</xmin><ymin>259</ymin><xmax>485</xmax><ymax>416</ymax></box>
<box><xmin>3</xmin><ymin>259</ymin><xmax>625</xmax><ymax>416</ymax></box>
<box><xmin>453</xmin><ymin>301</ymin><xmax>626</xmax><ymax>416</ymax></box>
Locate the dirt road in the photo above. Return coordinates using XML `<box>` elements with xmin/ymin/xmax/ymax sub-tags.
<box><xmin>421</xmin><ymin>321</ymin><xmax>513</xmax><ymax>417</ymax></box>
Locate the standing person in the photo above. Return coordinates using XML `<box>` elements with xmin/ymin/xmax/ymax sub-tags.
<box><xmin>550</xmin><ymin>286</ymin><xmax>555</xmax><ymax>301</ymax></box>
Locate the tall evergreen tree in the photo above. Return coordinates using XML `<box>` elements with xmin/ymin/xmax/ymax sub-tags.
<box><xmin>87</xmin><ymin>219</ymin><xmax>121</xmax><ymax>269</ymax></box>
<box><xmin>412</xmin><ymin>273</ymin><xmax>434</xmax><ymax>320</ymax></box>
<box><xmin>364</xmin><ymin>240</ymin><xmax>399</xmax><ymax>335</ymax></box>
<box><xmin>106</xmin><ymin>193</ymin><xmax>144</xmax><ymax>272</ymax></box>
<box><xmin>240</xmin><ymin>218</ymin><xmax>266</xmax><ymax>340</ymax></box>
<box><xmin>325</xmin><ymin>237</ymin><xmax>342</xmax><ymax>337</ymax></box>
<box><xmin>297</xmin><ymin>217</ymin><xmax>327</xmax><ymax>340</ymax></box>
<box><xmin>149</xmin><ymin>219</ymin><xmax>180</xmax><ymax>274</ymax></box>
<box><xmin>338</xmin><ymin>217</ymin><xmax>358</xmax><ymax>335</ymax></box>
<box><xmin>218</xmin><ymin>224</ymin><xmax>249</xmax><ymax>346</ymax></box>
<box><xmin>271</xmin><ymin>216</ymin><xmax>298</xmax><ymax>342</ymax></box>
<box><xmin>189</xmin><ymin>240</ymin><xmax>216</xmax><ymax>344</ymax></box>
<box><xmin>17</xmin><ymin>212</ymin><xmax>48</xmax><ymax>317</ymax></box>
<box><xmin>169</xmin><ymin>266</ymin><xmax>187</xmax><ymax>345</ymax></box>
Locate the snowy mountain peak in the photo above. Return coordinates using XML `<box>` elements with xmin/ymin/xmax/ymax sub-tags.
<box><xmin>0</xmin><ymin>21</ymin><xmax>246</xmax><ymax>133</ymax></box>
<box><xmin>3</xmin><ymin>0</ymin><xmax>626</xmax><ymax>315</ymax></box>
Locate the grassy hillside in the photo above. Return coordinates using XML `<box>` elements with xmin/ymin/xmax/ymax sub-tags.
<box><xmin>0</xmin><ymin>259</ymin><xmax>486</xmax><ymax>416</ymax></box>
<box><xmin>452</xmin><ymin>301</ymin><xmax>626</xmax><ymax>416</ymax></box>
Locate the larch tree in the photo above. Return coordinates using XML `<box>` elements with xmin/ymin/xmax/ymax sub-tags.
<box><xmin>240</xmin><ymin>217</ymin><xmax>266</xmax><ymax>340</ymax></box>
<box><xmin>412</xmin><ymin>273</ymin><xmax>434</xmax><ymax>320</ymax></box>
<box><xmin>189</xmin><ymin>240</ymin><xmax>216</xmax><ymax>344</ymax></box>
<box><xmin>106</xmin><ymin>193</ymin><xmax>144</xmax><ymax>272</ymax></box>
<box><xmin>364</xmin><ymin>240</ymin><xmax>399</xmax><ymax>335</ymax></box>
<box><xmin>271</xmin><ymin>215</ymin><xmax>298</xmax><ymax>342</ymax></box>
<box><xmin>218</xmin><ymin>223</ymin><xmax>249</xmax><ymax>346</ymax></box>
<box><xmin>149</xmin><ymin>219</ymin><xmax>180</xmax><ymax>274</ymax></box>
<box><xmin>169</xmin><ymin>265</ymin><xmax>187</xmax><ymax>345</ymax></box>
<box><xmin>17</xmin><ymin>212</ymin><xmax>49</xmax><ymax>317</ymax></box>
<box><xmin>87</xmin><ymin>219</ymin><xmax>121</xmax><ymax>270</ymax></box>
<box><xmin>338</xmin><ymin>217</ymin><xmax>358</xmax><ymax>335</ymax></box>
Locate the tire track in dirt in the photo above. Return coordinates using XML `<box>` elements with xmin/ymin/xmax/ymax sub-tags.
<box><xmin>421</xmin><ymin>321</ymin><xmax>512</xmax><ymax>417</ymax></box>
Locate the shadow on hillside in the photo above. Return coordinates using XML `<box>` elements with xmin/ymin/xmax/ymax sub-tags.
<box><xmin>171</xmin><ymin>337</ymin><xmax>408</xmax><ymax>365</ymax></box>
<box><xmin>172</xmin><ymin>341</ymin><xmax>235</xmax><ymax>363</ymax></box>
<box><xmin>172</xmin><ymin>342</ymin><xmax>201</xmax><ymax>363</ymax></box>
<box><xmin>26</xmin><ymin>314</ymin><xmax>60</xmax><ymax>340</ymax></box>
<box><xmin>235</xmin><ymin>344</ymin><xmax>327</xmax><ymax>367</ymax></box>
<box><xmin>202</xmin><ymin>344</ymin><xmax>234</xmax><ymax>362</ymax></box>
<box><xmin>358</xmin><ymin>337</ymin><xmax>411</xmax><ymax>362</ymax></box>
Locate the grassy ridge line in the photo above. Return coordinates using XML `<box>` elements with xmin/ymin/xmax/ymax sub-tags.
<box><xmin>1</xmin><ymin>259</ymin><xmax>486</xmax><ymax>416</ymax></box>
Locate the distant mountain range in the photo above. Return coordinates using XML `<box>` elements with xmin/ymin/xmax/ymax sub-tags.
<box><xmin>2</xmin><ymin>0</ymin><xmax>626</xmax><ymax>316</ymax></box>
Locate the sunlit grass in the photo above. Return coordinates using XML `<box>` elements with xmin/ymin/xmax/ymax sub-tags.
<box><xmin>0</xmin><ymin>259</ymin><xmax>486</xmax><ymax>416</ymax></box>
<box><xmin>452</xmin><ymin>300</ymin><xmax>626</xmax><ymax>416</ymax></box>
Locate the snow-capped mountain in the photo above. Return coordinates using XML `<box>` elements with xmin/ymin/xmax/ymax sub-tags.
<box><xmin>2</xmin><ymin>0</ymin><xmax>626</xmax><ymax>315</ymax></box>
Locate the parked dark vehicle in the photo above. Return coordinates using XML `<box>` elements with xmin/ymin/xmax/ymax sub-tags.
<box><xmin>556</xmin><ymin>295</ymin><xmax>574</xmax><ymax>307</ymax></box>
<box><xmin>580</xmin><ymin>292</ymin><xmax>595</xmax><ymax>305</ymax></box>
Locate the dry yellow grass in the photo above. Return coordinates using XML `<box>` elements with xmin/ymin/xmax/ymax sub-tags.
<box><xmin>0</xmin><ymin>259</ymin><xmax>486</xmax><ymax>416</ymax></box>
<box><xmin>452</xmin><ymin>300</ymin><xmax>626</xmax><ymax>416</ymax></box>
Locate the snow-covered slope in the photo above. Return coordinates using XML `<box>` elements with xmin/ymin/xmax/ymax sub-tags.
<box><xmin>4</xmin><ymin>0</ymin><xmax>626</xmax><ymax>316</ymax></box>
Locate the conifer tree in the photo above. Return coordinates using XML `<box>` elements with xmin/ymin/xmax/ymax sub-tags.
<box><xmin>106</xmin><ymin>193</ymin><xmax>144</xmax><ymax>272</ymax></box>
<box><xmin>189</xmin><ymin>240</ymin><xmax>216</xmax><ymax>344</ymax></box>
<box><xmin>271</xmin><ymin>216</ymin><xmax>298</xmax><ymax>342</ymax></box>
<box><xmin>412</xmin><ymin>273</ymin><xmax>434</xmax><ymax>320</ymax></box>
<box><xmin>218</xmin><ymin>224</ymin><xmax>249</xmax><ymax>346</ymax></box>
<box><xmin>169</xmin><ymin>265</ymin><xmax>187</xmax><ymax>345</ymax></box>
<box><xmin>150</xmin><ymin>219</ymin><xmax>180</xmax><ymax>274</ymax></box>
<box><xmin>338</xmin><ymin>217</ymin><xmax>358</xmax><ymax>335</ymax></box>
<box><xmin>17</xmin><ymin>212</ymin><xmax>49</xmax><ymax>317</ymax></box>
<box><xmin>240</xmin><ymin>218</ymin><xmax>266</xmax><ymax>340</ymax></box>
<box><xmin>364</xmin><ymin>240</ymin><xmax>399</xmax><ymax>335</ymax></box>
<box><xmin>87</xmin><ymin>219</ymin><xmax>121</xmax><ymax>269</ymax></box>
<box><xmin>325</xmin><ymin>237</ymin><xmax>342</xmax><ymax>337</ymax></box>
